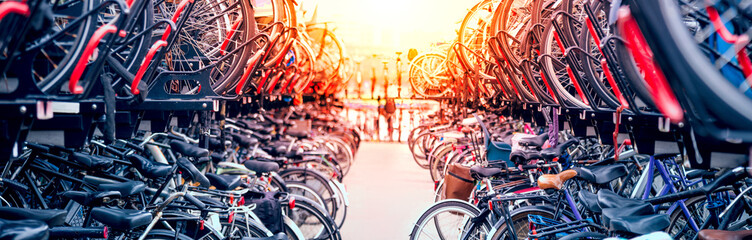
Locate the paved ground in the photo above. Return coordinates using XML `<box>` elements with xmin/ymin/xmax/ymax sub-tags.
<box><xmin>340</xmin><ymin>142</ymin><xmax>435</xmax><ymax>239</ymax></box>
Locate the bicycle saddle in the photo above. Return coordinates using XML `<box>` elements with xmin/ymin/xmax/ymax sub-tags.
<box><xmin>698</xmin><ymin>229</ymin><xmax>752</xmax><ymax>240</ymax></box>
<box><xmin>243</xmin><ymin>160</ymin><xmax>280</xmax><ymax>175</ymax></box>
<box><xmin>97</xmin><ymin>181</ymin><xmax>146</xmax><ymax>197</ymax></box>
<box><xmin>177</xmin><ymin>157</ymin><xmax>211</xmax><ymax>187</ymax></box>
<box><xmin>0</xmin><ymin>218</ymin><xmax>48</xmax><ymax>240</ymax></box>
<box><xmin>601</xmin><ymin>203</ymin><xmax>655</xmax><ymax>226</ymax></box>
<box><xmin>205</xmin><ymin>173</ymin><xmax>242</xmax><ymax>191</ymax></box>
<box><xmin>608</xmin><ymin>214</ymin><xmax>669</xmax><ymax>235</ymax></box>
<box><xmin>127</xmin><ymin>154</ymin><xmax>172</xmax><ymax>179</ymax></box>
<box><xmin>208</xmin><ymin>137</ymin><xmax>227</xmax><ymax>151</ymax></box>
<box><xmin>71</xmin><ymin>152</ymin><xmax>114</xmax><ymax>169</ymax></box>
<box><xmin>286</xmin><ymin>129</ymin><xmax>310</xmax><ymax>139</ymax></box>
<box><xmin>169</xmin><ymin>140</ymin><xmax>209</xmax><ymax>158</ymax></box>
<box><xmin>63</xmin><ymin>190</ymin><xmax>121</xmax><ymax>206</ymax></box>
<box><xmin>252</xmin><ymin>132</ymin><xmax>273</xmax><ymax>143</ymax></box>
<box><xmin>596</xmin><ymin>190</ymin><xmax>645</xmax><ymax>209</ymax></box>
<box><xmin>575</xmin><ymin>164</ymin><xmax>628</xmax><ymax>185</ymax></box>
<box><xmin>231</xmin><ymin>133</ymin><xmax>258</xmax><ymax>149</ymax></box>
<box><xmin>518</xmin><ymin>133</ymin><xmax>548</xmax><ymax>148</ymax></box>
<box><xmin>90</xmin><ymin>207</ymin><xmax>152</xmax><ymax>230</ymax></box>
<box><xmin>211</xmin><ymin>152</ymin><xmax>225</xmax><ymax>164</ymax></box>
<box><xmin>577</xmin><ymin>190</ymin><xmax>601</xmax><ymax>213</ymax></box>
<box><xmin>0</xmin><ymin>207</ymin><xmax>66</xmax><ymax>227</ymax></box>
<box><xmin>540</xmin><ymin>138</ymin><xmax>579</xmax><ymax>161</ymax></box>
<box><xmin>469</xmin><ymin>166</ymin><xmax>506</xmax><ymax>179</ymax></box>
<box><xmin>537</xmin><ymin>169</ymin><xmax>577</xmax><ymax>190</ymax></box>
<box><xmin>510</xmin><ymin>149</ymin><xmax>543</xmax><ymax>164</ymax></box>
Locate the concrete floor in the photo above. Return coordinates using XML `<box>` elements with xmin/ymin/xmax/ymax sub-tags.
<box><xmin>340</xmin><ymin>142</ymin><xmax>435</xmax><ymax>240</ymax></box>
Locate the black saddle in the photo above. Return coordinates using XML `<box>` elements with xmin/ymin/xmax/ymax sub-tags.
<box><xmin>286</xmin><ymin>129</ymin><xmax>310</xmax><ymax>139</ymax></box>
<box><xmin>177</xmin><ymin>157</ymin><xmax>211</xmax><ymax>187</ymax></box>
<box><xmin>0</xmin><ymin>218</ymin><xmax>48</xmax><ymax>240</ymax></box>
<box><xmin>575</xmin><ymin>164</ymin><xmax>628</xmax><ymax>185</ymax></box>
<box><xmin>90</xmin><ymin>207</ymin><xmax>152</xmax><ymax>230</ymax></box>
<box><xmin>577</xmin><ymin>190</ymin><xmax>601</xmax><ymax>213</ymax></box>
<box><xmin>470</xmin><ymin>166</ymin><xmax>506</xmax><ymax>179</ymax></box>
<box><xmin>244</xmin><ymin>160</ymin><xmax>279</xmax><ymax>174</ymax></box>
<box><xmin>127</xmin><ymin>154</ymin><xmax>171</xmax><ymax>179</ymax></box>
<box><xmin>71</xmin><ymin>152</ymin><xmax>114</xmax><ymax>169</ymax></box>
<box><xmin>0</xmin><ymin>207</ymin><xmax>66</xmax><ymax>227</ymax></box>
<box><xmin>518</xmin><ymin>133</ymin><xmax>548</xmax><ymax>148</ymax></box>
<box><xmin>206</xmin><ymin>173</ymin><xmax>242</xmax><ymax>191</ymax></box>
<box><xmin>63</xmin><ymin>190</ymin><xmax>121</xmax><ymax>206</ymax></box>
<box><xmin>211</xmin><ymin>152</ymin><xmax>225</xmax><ymax>164</ymax></box>
<box><xmin>170</xmin><ymin>140</ymin><xmax>209</xmax><ymax>158</ymax></box>
<box><xmin>232</xmin><ymin>133</ymin><xmax>259</xmax><ymax>149</ymax></box>
<box><xmin>601</xmin><ymin>203</ymin><xmax>655</xmax><ymax>226</ymax></box>
<box><xmin>597</xmin><ymin>190</ymin><xmax>645</xmax><ymax>209</ymax></box>
<box><xmin>608</xmin><ymin>214</ymin><xmax>670</xmax><ymax>235</ymax></box>
<box><xmin>541</xmin><ymin>138</ymin><xmax>579</xmax><ymax>161</ymax></box>
<box><xmin>252</xmin><ymin>132</ymin><xmax>273</xmax><ymax>142</ymax></box>
<box><xmin>208</xmin><ymin>137</ymin><xmax>225</xmax><ymax>152</ymax></box>
<box><xmin>510</xmin><ymin>150</ymin><xmax>543</xmax><ymax>163</ymax></box>
<box><xmin>98</xmin><ymin>181</ymin><xmax>146</xmax><ymax>197</ymax></box>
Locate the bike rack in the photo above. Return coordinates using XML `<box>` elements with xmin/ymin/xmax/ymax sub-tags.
<box><xmin>220</xmin><ymin>19</ymin><xmax>243</xmax><ymax>56</ymax></box>
<box><xmin>161</xmin><ymin>0</ymin><xmax>194</xmax><ymax>42</ymax></box>
<box><xmin>0</xmin><ymin>1</ymin><xmax>30</xmax><ymax>21</ymax></box>
<box><xmin>132</xmin><ymin>40</ymin><xmax>167</xmax><ymax>95</ymax></box>
<box><xmin>69</xmin><ymin>25</ymin><xmax>126</xmax><ymax>94</ymax></box>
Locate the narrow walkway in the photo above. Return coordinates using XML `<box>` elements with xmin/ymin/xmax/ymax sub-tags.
<box><xmin>340</xmin><ymin>142</ymin><xmax>434</xmax><ymax>239</ymax></box>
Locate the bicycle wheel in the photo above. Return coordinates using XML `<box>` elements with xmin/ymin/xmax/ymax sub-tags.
<box><xmin>262</xmin><ymin>0</ymin><xmax>296</xmax><ymax>69</ymax></box>
<box><xmin>283</xmin><ymin>194</ymin><xmax>341</xmax><ymax>240</ymax></box>
<box><xmin>428</xmin><ymin>142</ymin><xmax>454</xmax><ymax>182</ymax></box>
<box><xmin>220</xmin><ymin>217</ymin><xmax>272</xmax><ymax>239</ymax></box>
<box><xmin>306</xmin><ymin>26</ymin><xmax>344</xmax><ymax>84</ymax></box>
<box><xmin>409</xmin><ymin>130</ymin><xmax>432</xmax><ymax>168</ymax></box>
<box><xmin>577</xmin><ymin>0</ymin><xmax>623</xmax><ymax>110</ymax></box>
<box><xmin>15</xmin><ymin>0</ymin><xmax>99</xmax><ymax>94</ymax></box>
<box><xmin>286</xmin><ymin>181</ymin><xmax>328</xmax><ymax>214</ymax></box>
<box><xmin>141</xmin><ymin>229</ymin><xmax>194</xmax><ymax>240</ymax></box>
<box><xmin>409</xmin><ymin>199</ymin><xmax>487</xmax><ymax>240</ymax></box>
<box><xmin>629</xmin><ymin>0</ymin><xmax>752</xmax><ymax>136</ymax></box>
<box><xmin>538</xmin><ymin>1</ymin><xmax>590</xmax><ymax>108</ymax></box>
<box><xmin>279</xmin><ymin>167</ymin><xmax>339</xmax><ymax>221</ymax></box>
<box><xmin>154</xmin><ymin>0</ymin><xmax>255</xmax><ymax>94</ymax></box>
<box><xmin>488</xmin><ymin>206</ymin><xmax>563</xmax><ymax>240</ymax></box>
<box><xmin>457</xmin><ymin>0</ymin><xmax>499</xmax><ymax>75</ymax></box>
<box><xmin>408</xmin><ymin>53</ymin><xmax>453</xmax><ymax>98</ymax></box>
<box><xmin>666</xmin><ymin>196</ymin><xmax>708</xmax><ymax>240</ymax></box>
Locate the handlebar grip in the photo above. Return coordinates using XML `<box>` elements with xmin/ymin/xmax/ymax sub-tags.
<box><xmin>184</xmin><ymin>193</ymin><xmax>206</xmax><ymax>210</ymax></box>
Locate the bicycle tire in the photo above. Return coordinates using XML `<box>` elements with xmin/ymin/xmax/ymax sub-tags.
<box><xmin>409</xmin><ymin>199</ymin><xmax>484</xmax><ymax>240</ymax></box>
<box><xmin>283</xmin><ymin>194</ymin><xmax>341</xmax><ymax>240</ymax></box>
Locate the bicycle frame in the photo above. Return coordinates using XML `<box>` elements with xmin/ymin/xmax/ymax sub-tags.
<box><xmin>632</xmin><ymin>155</ymin><xmax>704</xmax><ymax>231</ymax></box>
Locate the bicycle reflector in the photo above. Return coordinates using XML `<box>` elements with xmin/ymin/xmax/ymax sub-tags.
<box><xmin>289</xmin><ymin>196</ymin><xmax>296</xmax><ymax>209</ymax></box>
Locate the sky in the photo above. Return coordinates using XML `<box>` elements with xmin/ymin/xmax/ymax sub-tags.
<box><xmin>302</xmin><ymin>0</ymin><xmax>471</xmax><ymax>58</ymax></box>
<box><xmin>293</xmin><ymin>0</ymin><xmax>476</xmax><ymax>99</ymax></box>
